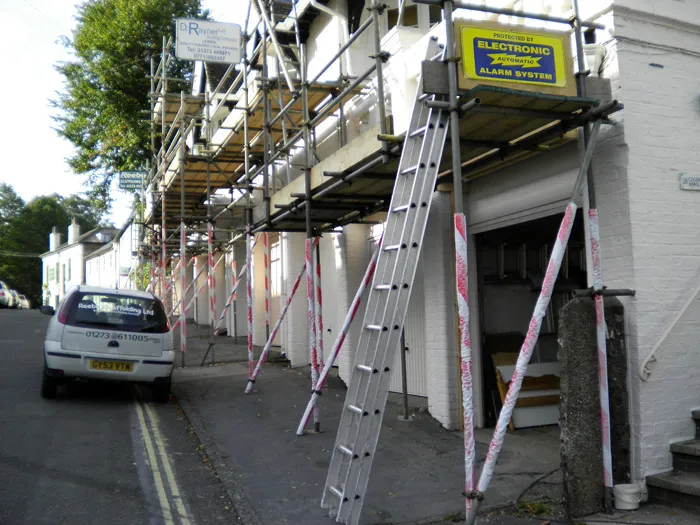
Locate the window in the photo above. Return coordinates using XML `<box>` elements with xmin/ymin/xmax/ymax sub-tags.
<box><xmin>55</xmin><ymin>263</ymin><xmax>59</xmax><ymax>282</ymax></box>
<box><xmin>428</xmin><ymin>5</ymin><xmax>442</xmax><ymax>26</ymax></box>
<box><xmin>66</xmin><ymin>292</ymin><xmax>169</xmax><ymax>333</ymax></box>
<box><xmin>68</xmin><ymin>259</ymin><xmax>72</xmax><ymax>281</ymax></box>
<box><xmin>387</xmin><ymin>5</ymin><xmax>418</xmax><ymax>30</ymax></box>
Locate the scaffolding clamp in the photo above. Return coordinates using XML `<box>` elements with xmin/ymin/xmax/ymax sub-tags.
<box><xmin>464</xmin><ymin>490</ymin><xmax>484</xmax><ymax>501</ymax></box>
<box><xmin>369</xmin><ymin>51</ymin><xmax>391</xmax><ymax>63</ymax></box>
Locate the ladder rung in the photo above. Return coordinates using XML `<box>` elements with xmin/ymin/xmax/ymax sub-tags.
<box><xmin>383</xmin><ymin>244</ymin><xmax>401</xmax><ymax>251</ymax></box>
<box><xmin>329</xmin><ymin>485</ymin><xmax>344</xmax><ymax>499</ymax></box>
<box><xmin>338</xmin><ymin>444</ymin><xmax>355</xmax><ymax>457</ymax></box>
<box><xmin>374</xmin><ymin>284</ymin><xmax>391</xmax><ymax>291</ymax></box>
<box><xmin>400</xmin><ymin>164</ymin><xmax>421</xmax><ymax>176</ymax></box>
<box><xmin>409</xmin><ymin>125</ymin><xmax>429</xmax><ymax>138</ymax></box>
<box><xmin>347</xmin><ymin>404</ymin><xmax>366</xmax><ymax>415</ymax></box>
<box><xmin>392</xmin><ymin>204</ymin><xmax>410</xmax><ymax>213</ymax></box>
<box><xmin>356</xmin><ymin>364</ymin><xmax>373</xmax><ymax>373</ymax></box>
<box><xmin>365</xmin><ymin>324</ymin><xmax>383</xmax><ymax>331</ymax></box>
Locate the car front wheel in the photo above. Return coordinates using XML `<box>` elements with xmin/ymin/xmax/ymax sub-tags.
<box><xmin>152</xmin><ymin>375</ymin><xmax>171</xmax><ymax>403</ymax></box>
<box><xmin>41</xmin><ymin>367</ymin><xmax>58</xmax><ymax>399</ymax></box>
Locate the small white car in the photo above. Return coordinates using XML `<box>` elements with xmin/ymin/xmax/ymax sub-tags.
<box><xmin>40</xmin><ymin>285</ymin><xmax>174</xmax><ymax>401</ymax></box>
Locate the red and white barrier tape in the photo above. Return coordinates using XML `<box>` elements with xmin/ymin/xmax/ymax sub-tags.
<box><xmin>589</xmin><ymin>208</ymin><xmax>613</xmax><ymax>489</ymax></box>
<box><xmin>264</xmin><ymin>232</ymin><xmax>270</xmax><ymax>335</ymax></box>
<box><xmin>315</xmin><ymin>243</ymin><xmax>325</xmax><ymax>370</ymax></box>
<box><xmin>475</xmin><ymin>202</ymin><xmax>577</xmax><ymax>494</ymax></box>
<box><xmin>297</xmin><ymin>236</ymin><xmax>382</xmax><ymax>435</ymax></box>
<box><xmin>455</xmin><ymin>213</ymin><xmax>476</xmax><ymax>511</ymax></box>
<box><xmin>247</xmin><ymin>235</ymin><xmax>254</xmax><ymax>380</ymax></box>
<box><xmin>246</xmin><ymin>256</ymin><xmax>308</xmax><ymax>393</ymax></box>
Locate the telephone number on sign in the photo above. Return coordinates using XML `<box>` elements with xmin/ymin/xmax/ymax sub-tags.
<box><xmin>85</xmin><ymin>331</ymin><xmax>151</xmax><ymax>342</ymax></box>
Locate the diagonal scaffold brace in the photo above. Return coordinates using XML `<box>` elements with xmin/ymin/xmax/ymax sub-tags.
<box><xmin>465</xmin><ymin>118</ymin><xmax>611</xmax><ymax>525</ymax></box>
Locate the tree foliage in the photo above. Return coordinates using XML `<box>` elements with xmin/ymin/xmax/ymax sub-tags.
<box><xmin>0</xmin><ymin>184</ymin><xmax>25</xmax><ymax>228</ymax></box>
<box><xmin>0</xmin><ymin>188</ymin><xmax>102</xmax><ymax>306</ymax></box>
<box><xmin>53</xmin><ymin>0</ymin><xmax>204</xmax><ymax>210</ymax></box>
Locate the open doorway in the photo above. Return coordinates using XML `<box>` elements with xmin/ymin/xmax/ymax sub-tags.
<box><xmin>476</xmin><ymin>211</ymin><xmax>586</xmax><ymax>429</ymax></box>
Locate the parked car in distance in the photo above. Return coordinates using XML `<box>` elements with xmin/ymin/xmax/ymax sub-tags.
<box><xmin>18</xmin><ymin>295</ymin><xmax>30</xmax><ymax>309</ymax></box>
<box><xmin>9</xmin><ymin>290</ymin><xmax>21</xmax><ymax>309</ymax></box>
<box><xmin>0</xmin><ymin>281</ymin><xmax>10</xmax><ymax>309</ymax></box>
<box><xmin>40</xmin><ymin>285</ymin><xmax>173</xmax><ymax>401</ymax></box>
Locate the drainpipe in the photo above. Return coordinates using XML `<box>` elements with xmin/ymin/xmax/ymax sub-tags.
<box><xmin>308</xmin><ymin>0</ymin><xmax>355</xmax><ymax>77</ymax></box>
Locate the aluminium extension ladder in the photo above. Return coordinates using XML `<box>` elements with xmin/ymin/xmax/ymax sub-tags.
<box><xmin>322</xmin><ymin>37</ymin><xmax>450</xmax><ymax>525</ymax></box>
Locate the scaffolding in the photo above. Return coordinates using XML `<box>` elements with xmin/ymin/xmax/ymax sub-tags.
<box><xmin>140</xmin><ymin>0</ymin><xmax>624</xmax><ymax>523</ymax></box>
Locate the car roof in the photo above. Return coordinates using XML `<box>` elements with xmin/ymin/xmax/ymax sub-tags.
<box><xmin>76</xmin><ymin>285</ymin><xmax>156</xmax><ymax>300</ymax></box>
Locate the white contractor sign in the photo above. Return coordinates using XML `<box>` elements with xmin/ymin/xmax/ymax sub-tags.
<box><xmin>680</xmin><ymin>173</ymin><xmax>700</xmax><ymax>191</ymax></box>
<box><xmin>175</xmin><ymin>19</ymin><xmax>241</xmax><ymax>64</ymax></box>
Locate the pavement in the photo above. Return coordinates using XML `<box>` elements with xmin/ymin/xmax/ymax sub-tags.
<box><xmin>172</xmin><ymin>321</ymin><xmax>700</xmax><ymax>525</ymax></box>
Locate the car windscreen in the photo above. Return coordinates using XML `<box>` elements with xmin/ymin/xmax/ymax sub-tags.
<box><xmin>65</xmin><ymin>292</ymin><xmax>169</xmax><ymax>333</ymax></box>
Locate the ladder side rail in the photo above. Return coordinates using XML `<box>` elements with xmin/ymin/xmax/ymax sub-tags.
<box><xmin>321</xmin><ymin>45</ymin><xmax>438</xmax><ymax>515</ymax></box>
<box><xmin>342</xmin><ymin>106</ymin><xmax>451</xmax><ymax>524</ymax></box>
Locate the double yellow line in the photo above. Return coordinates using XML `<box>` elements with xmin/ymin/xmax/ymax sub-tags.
<box><xmin>135</xmin><ymin>393</ymin><xmax>192</xmax><ymax>525</ymax></box>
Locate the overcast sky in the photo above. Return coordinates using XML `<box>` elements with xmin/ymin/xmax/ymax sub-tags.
<box><xmin>0</xmin><ymin>0</ymin><xmax>244</xmax><ymax>227</ymax></box>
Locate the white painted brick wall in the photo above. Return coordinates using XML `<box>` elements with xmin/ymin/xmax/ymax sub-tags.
<box><xmin>423</xmin><ymin>192</ymin><xmax>459</xmax><ymax>429</ymax></box>
<box><xmin>282</xmin><ymin>233</ymin><xmax>310</xmax><ymax>367</ymax></box>
<box><xmin>194</xmin><ymin>256</ymin><xmax>208</xmax><ymax>325</ymax></box>
<box><xmin>336</xmin><ymin>225</ymin><xmax>372</xmax><ymax>384</ymax></box>
<box><xmin>252</xmin><ymin>238</ymin><xmax>266</xmax><ymax>346</ymax></box>
<box><xmin>611</xmin><ymin>6</ymin><xmax>700</xmax><ymax>477</ymax></box>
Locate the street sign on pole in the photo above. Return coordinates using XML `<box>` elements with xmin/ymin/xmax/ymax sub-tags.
<box><xmin>175</xmin><ymin>19</ymin><xmax>242</xmax><ymax>64</ymax></box>
<box><xmin>119</xmin><ymin>171</ymin><xmax>146</xmax><ymax>191</ymax></box>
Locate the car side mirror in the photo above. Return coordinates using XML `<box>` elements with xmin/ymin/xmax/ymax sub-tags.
<box><xmin>40</xmin><ymin>305</ymin><xmax>55</xmax><ymax>316</ymax></box>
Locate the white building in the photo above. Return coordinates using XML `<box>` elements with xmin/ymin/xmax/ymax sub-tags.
<box><xmin>145</xmin><ymin>0</ymin><xmax>700</xmax><ymax>507</ymax></box>
<box><xmin>84</xmin><ymin>214</ymin><xmax>141</xmax><ymax>290</ymax></box>
<box><xmin>40</xmin><ymin>220</ymin><xmax>118</xmax><ymax>308</ymax></box>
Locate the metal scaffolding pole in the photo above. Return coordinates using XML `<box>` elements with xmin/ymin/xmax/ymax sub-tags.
<box><xmin>369</xmin><ymin>0</ymin><xmax>389</xmax><ymax>158</ymax></box>
<box><xmin>572</xmin><ymin>0</ymin><xmax>613</xmax><ymax>511</ymax></box>
<box><xmin>178</xmin><ymin>90</ymin><xmax>187</xmax><ymax>368</ymax></box>
<box><xmin>159</xmin><ymin>36</ymin><xmax>168</xmax><ymax>302</ymax></box>
<box><xmin>301</xmin><ymin>42</ymin><xmax>321</xmax><ymax>432</ymax></box>
<box><xmin>441</xmin><ymin>1</ymin><xmax>477</xmax><ymax>518</ymax></box>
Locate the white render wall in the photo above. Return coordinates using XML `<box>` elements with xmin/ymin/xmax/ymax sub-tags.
<box><xmin>611</xmin><ymin>5</ymin><xmax>700</xmax><ymax>478</ymax></box>
<box><xmin>283</xmin><ymin>233</ymin><xmax>310</xmax><ymax>367</ymax></box>
<box><xmin>334</xmin><ymin>225</ymin><xmax>372</xmax><ymax>384</ymax></box>
<box><xmin>422</xmin><ymin>191</ymin><xmax>460</xmax><ymax>429</ymax></box>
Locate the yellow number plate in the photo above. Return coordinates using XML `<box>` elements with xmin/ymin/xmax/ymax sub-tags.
<box><xmin>89</xmin><ymin>360</ymin><xmax>134</xmax><ymax>372</ymax></box>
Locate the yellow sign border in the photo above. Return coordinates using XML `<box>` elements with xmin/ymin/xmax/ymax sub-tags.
<box><xmin>460</xmin><ymin>25</ymin><xmax>568</xmax><ymax>88</ymax></box>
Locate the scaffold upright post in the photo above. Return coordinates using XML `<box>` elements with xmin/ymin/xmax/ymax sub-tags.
<box><xmin>159</xmin><ymin>36</ymin><xmax>168</xmax><ymax>304</ymax></box>
<box><xmin>442</xmin><ymin>0</ymin><xmax>477</xmax><ymax>516</ymax></box>
<box><xmin>572</xmin><ymin>0</ymin><xmax>613</xmax><ymax>510</ymax></box>
<box><xmin>301</xmin><ymin>42</ymin><xmax>320</xmax><ymax>432</ymax></box>
<box><xmin>178</xmin><ymin>89</ymin><xmax>187</xmax><ymax>368</ymax></box>
<box><xmin>370</xmin><ymin>0</ymin><xmax>389</xmax><ymax>158</ymax></box>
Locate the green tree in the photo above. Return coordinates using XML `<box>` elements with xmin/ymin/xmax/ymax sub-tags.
<box><xmin>0</xmin><ymin>183</ymin><xmax>25</xmax><ymax>227</ymax></box>
<box><xmin>0</xmin><ymin>191</ymin><xmax>102</xmax><ymax>306</ymax></box>
<box><xmin>53</xmin><ymin>0</ymin><xmax>205</xmax><ymax>210</ymax></box>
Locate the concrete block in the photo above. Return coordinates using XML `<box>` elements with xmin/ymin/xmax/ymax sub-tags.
<box><xmin>559</xmin><ymin>297</ymin><xmax>630</xmax><ymax>518</ymax></box>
